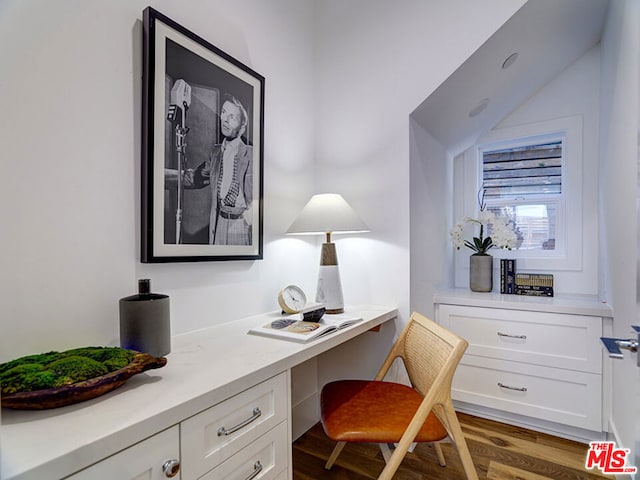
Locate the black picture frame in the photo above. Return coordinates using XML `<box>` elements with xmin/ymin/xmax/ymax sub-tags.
<box><xmin>141</xmin><ymin>7</ymin><xmax>264</xmax><ymax>262</ymax></box>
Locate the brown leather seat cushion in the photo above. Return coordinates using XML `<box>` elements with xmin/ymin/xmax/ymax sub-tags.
<box><xmin>320</xmin><ymin>380</ymin><xmax>448</xmax><ymax>443</ymax></box>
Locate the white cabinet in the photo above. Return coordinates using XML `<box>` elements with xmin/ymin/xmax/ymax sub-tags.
<box><xmin>66</xmin><ymin>374</ymin><xmax>289</xmax><ymax>480</ymax></box>
<box><xmin>65</xmin><ymin>426</ymin><xmax>180</xmax><ymax>480</ymax></box>
<box><xmin>435</xmin><ymin>295</ymin><xmax>612</xmax><ymax>438</ymax></box>
<box><xmin>181</xmin><ymin>372</ymin><xmax>288</xmax><ymax>480</ymax></box>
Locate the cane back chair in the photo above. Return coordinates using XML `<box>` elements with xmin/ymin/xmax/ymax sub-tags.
<box><xmin>320</xmin><ymin>311</ymin><xmax>478</xmax><ymax>480</ymax></box>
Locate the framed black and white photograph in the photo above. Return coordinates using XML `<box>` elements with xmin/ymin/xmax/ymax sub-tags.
<box><xmin>141</xmin><ymin>7</ymin><xmax>264</xmax><ymax>262</ymax></box>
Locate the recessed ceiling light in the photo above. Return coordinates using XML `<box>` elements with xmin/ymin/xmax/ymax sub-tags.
<box><xmin>502</xmin><ymin>52</ymin><xmax>519</xmax><ymax>69</ymax></box>
<box><xmin>469</xmin><ymin>98</ymin><xmax>490</xmax><ymax>118</ymax></box>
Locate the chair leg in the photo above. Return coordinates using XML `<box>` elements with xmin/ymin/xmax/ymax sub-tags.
<box><xmin>377</xmin><ymin>439</ymin><xmax>413</xmax><ymax>480</ymax></box>
<box><xmin>440</xmin><ymin>404</ymin><xmax>478</xmax><ymax>480</ymax></box>
<box><xmin>379</xmin><ymin>443</ymin><xmax>393</xmax><ymax>463</ymax></box>
<box><xmin>433</xmin><ymin>442</ymin><xmax>446</xmax><ymax>467</ymax></box>
<box><xmin>325</xmin><ymin>441</ymin><xmax>346</xmax><ymax>470</ymax></box>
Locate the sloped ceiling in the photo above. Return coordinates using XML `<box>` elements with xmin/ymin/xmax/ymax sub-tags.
<box><xmin>411</xmin><ymin>0</ymin><xmax>610</xmax><ymax>156</ymax></box>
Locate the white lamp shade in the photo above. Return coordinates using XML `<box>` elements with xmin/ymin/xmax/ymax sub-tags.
<box><xmin>285</xmin><ymin>193</ymin><xmax>370</xmax><ymax>235</ymax></box>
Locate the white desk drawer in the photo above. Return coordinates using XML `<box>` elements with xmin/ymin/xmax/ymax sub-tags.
<box><xmin>453</xmin><ymin>356</ymin><xmax>602</xmax><ymax>431</ymax></box>
<box><xmin>181</xmin><ymin>372</ymin><xmax>288</xmax><ymax>480</ymax></box>
<box><xmin>200</xmin><ymin>421</ymin><xmax>288</xmax><ymax>480</ymax></box>
<box><xmin>66</xmin><ymin>426</ymin><xmax>180</xmax><ymax>480</ymax></box>
<box><xmin>439</xmin><ymin>305</ymin><xmax>602</xmax><ymax>373</ymax></box>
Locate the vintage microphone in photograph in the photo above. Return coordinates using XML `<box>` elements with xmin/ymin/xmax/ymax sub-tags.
<box><xmin>167</xmin><ymin>79</ymin><xmax>192</xmax><ymax>244</ymax></box>
<box><xmin>286</xmin><ymin>193</ymin><xmax>369</xmax><ymax>314</ymax></box>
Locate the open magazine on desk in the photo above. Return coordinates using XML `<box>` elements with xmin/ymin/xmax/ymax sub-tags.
<box><xmin>248</xmin><ymin>312</ymin><xmax>363</xmax><ymax>343</ymax></box>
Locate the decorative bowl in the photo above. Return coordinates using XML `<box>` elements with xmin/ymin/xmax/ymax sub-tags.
<box><xmin>1</xmin><ymin>350</ymin><xmax>167</xmax><ymax>410</ymax></box>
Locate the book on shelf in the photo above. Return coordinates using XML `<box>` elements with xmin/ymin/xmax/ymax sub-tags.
<box><xmin>515</xmin><ymin>286</ymin><xmax>554</xmax><ymax>297</ymax></box>
<box><xmin>515</xmin><ymin>273</ymin><xmax>554</xmax><ymax>297</ymax></box>
<box><xmin>248</xmin><ymin>312</ymin><xmax>363</xmax><ymax>343</ymax></box>
<box><xmin>515</xmin><ymin>273</ymin><xmax>554</xmax><ymax>286</ymax></box>
<box><xmin>500</xmin><ymin>259</ymin><xmax>517</xmax><ymax>294</ymax></box>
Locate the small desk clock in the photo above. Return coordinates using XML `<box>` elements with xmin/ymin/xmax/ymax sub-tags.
<box><xmin>278</xmin><ymin>285</ymin><xmax>307</xmax><ymax>314</ymax></box>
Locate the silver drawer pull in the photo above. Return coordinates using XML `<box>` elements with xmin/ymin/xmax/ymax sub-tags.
<box><xmin>498</xmin><ymin>382</ymin><xmax>527</xmax><ymax>392</ymax></box>
<box><xmin>218</xmin><ymin>407</ymin><xmax>262</xmax><ymax>436</ymax></box>
<box><xmin>245</xmin><ymin>461</ymin><xmax>263</xmax><ymax>480</ymax></box>
<box><xmin>162</xmin><ymin>459</ymin><xmax>180</xmax><ymax>478</ymax></box>
<box><xmin>497</xmin><ymin>332</ymin><xmax>527</xmax><ymax>340</ymax></box>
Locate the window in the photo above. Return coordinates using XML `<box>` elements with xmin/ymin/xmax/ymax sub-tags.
<box><xmin>456</xmin><ymin>114</ymin><xmax>584</xmax><ymax>272</ymax></box>
<box><xmin>481</xmin><ymin>139</ymin><xmax>563</xmax><ymax>253</ymax></box>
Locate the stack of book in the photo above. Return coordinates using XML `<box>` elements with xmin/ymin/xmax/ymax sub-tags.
<box><xmin>514</xmin><ymin>273</ymin><xmax>554</xmax><ymax>297</ymax></box>
<box><xmin>500</xmin><ymin>259</ymin><xmax>554</xmax><ymax>297</ymax></box>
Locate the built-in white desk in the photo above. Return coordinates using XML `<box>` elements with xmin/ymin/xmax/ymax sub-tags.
<box><xmin>1</xmin><ymin>305</ymin><xmax>397</xmax><ymax>480</ymax></box>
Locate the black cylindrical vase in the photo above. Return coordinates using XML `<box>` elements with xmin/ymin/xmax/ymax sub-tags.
<box><xmin>119</xmin><ymin>279</ymin><xmax>171</xmax><ymax>357</ymax></box>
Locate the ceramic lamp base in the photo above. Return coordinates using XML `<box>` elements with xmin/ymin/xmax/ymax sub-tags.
<box><xmin>316</xmin><ymin>241</ymin><xmax>344</xmax><ymax>313</ymax></box>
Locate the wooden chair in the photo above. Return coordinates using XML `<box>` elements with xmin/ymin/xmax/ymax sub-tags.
<box><xmin>320</xmin><ymin>312</ymin><xmax>478</xmax><ymax>480</ymax></box>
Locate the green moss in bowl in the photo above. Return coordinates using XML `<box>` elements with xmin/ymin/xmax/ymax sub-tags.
<box><xmin>0</xmin><ymin>347</ymin><xmax>136</xmax><ymax>395</ymax></box>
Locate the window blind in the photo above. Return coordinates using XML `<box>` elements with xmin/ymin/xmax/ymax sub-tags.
<box><xmin>482</xmin><ymin>141</ymin><xmax>562</xmax><ymax>199</ymax></box>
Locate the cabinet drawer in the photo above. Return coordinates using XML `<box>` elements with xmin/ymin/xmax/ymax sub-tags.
<box><xmin>453</xmin><ymin>356</ymin><xmax>602</xmax><ymax>431</ymax></box>
<box><xmin>200</xmin><ymin>421</ymin><xmax>288</xmax><ymax>480</ymax></box>
<box><xmin>66</xmin><ymin>426</ymin><xmax>180</xmax><ymax>480</ymax></box>
<box><xmin>181</xmin><ymin>372</ymin><xmax>288</xmax><ymax>480</ymax></box>
<box><xmin>439</xmin><ymin>305</ymin><xmax>602</xmax><ymax>373</ymax></box>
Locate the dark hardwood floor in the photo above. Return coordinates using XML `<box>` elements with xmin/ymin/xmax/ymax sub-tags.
<box><xmin>292</xmin><ymin>413</ymin><xmax>615</xmax><ymax>479</ymax></box>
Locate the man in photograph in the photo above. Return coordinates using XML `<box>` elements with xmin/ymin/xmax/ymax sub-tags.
<box><xmin>166</xmin><ymin>92</ymin><xmax>254</xmax><ymax>246</ymax></box>
<box><xmin>184</xmin><ymin>94</ymin><xmax>254</xmax><ymax>246</ymax></box>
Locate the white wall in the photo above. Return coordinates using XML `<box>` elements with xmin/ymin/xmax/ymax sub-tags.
<box><xmin>312</xmin><ymin>0</ymin><xmax>526</xmax><ymax>322</ymax></box>
<box><xmin>0</xmin><ymin>0</ymin><xmax>318</xmax><ymax>362</ymax></box>
<box><xmin>451</xmin><ymin>45</ymin><xmax>602</xmax><ymax>294</ymax></box>
<box><xmin>0</xmin><ymin>0</ymin><xmax>529</xmax><ymax>390</ymax></box>
<box><xmin>598</xmin><ymin>0</ymin><xmax>639</xmax><ymax>466</ymax></box>
<box><xmin>409</xmin><ymin>119</ymin><xmax>452</xmax><ymax>318</ymax></box>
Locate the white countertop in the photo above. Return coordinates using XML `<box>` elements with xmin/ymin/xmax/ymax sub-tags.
<box><xmin>1</xmin><ymin>305</ymin><xmax>397</xmax><ymax>480</ymax></box>
<box><xmin>434</xmin><ymin>288</ymin><xmax>613</xmax><ymax>317</ymax></box>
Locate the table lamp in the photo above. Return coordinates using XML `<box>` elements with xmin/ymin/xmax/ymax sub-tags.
<box><xmin>286</xmin><ymin>193</ymin><xmax>369</xmax><ymax>313</ymax></box>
